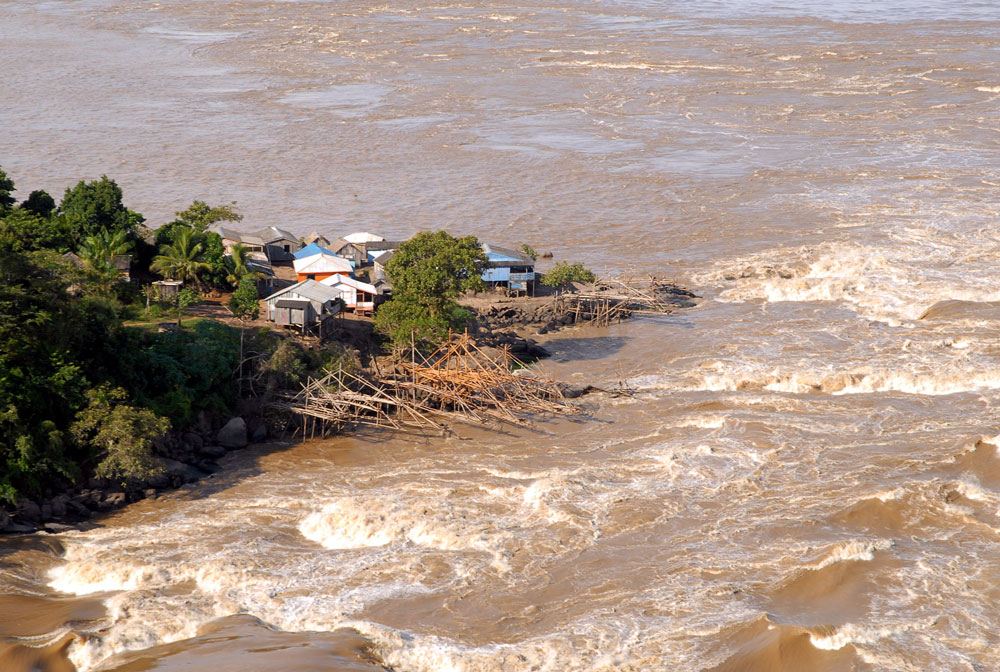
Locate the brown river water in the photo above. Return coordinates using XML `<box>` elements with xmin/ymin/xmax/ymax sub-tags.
<box><xmin>2</xmin><ymin>0</ymin><xmax>1000</xmax><ymax>670</ymax></box>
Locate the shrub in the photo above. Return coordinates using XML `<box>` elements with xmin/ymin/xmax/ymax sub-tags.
<box><xmin>542</xmin><ymin>261</ymin><xmax>596</xmax><ymax>288</ymax></box>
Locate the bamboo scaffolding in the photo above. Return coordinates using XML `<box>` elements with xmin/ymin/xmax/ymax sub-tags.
<box><xmin>267</xmin><ymin>332</ymin><xmax>577</xmax><ymax>436</ymax></box>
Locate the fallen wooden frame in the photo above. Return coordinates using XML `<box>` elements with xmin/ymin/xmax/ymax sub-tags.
<box><xmin>268</xmin><ymin>332</ymin><xmax>578</xmax><ymax>438</ymax></box>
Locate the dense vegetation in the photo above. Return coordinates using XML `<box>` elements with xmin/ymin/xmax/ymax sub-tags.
<box><xmin>374</xmin><ymin>230</ymin><xmax>487</xmax><ymax>349</ymax></box>
<box><xmin>0</xmin><ymin>166</ymin><xmax>249</xmax><ymax>504</ymax></box>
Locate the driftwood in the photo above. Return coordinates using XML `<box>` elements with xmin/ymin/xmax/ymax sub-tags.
<box><xmin>268</xmin><ymin>332</ymin><xmax>577</xmax><ymax>437</ymax></box>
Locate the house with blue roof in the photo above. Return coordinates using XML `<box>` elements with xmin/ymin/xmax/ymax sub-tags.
<box><xmin>293</xmin><ymin>242</ymin><xmax>336</xmax><ymax>260</ymax></box>
<box><xmin>481</xmin><ymin>243</ymin><xmax>536</xmax><ymax>295</ymax></box>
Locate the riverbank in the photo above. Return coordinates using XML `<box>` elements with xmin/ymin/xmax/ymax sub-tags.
<box><xmin>0</xmin><ymin>280</ymin><xmax>699</xmax><ymax>535</ymax></box>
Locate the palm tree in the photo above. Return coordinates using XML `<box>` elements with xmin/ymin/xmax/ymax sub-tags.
<box><xmin>79</xmin><ymin>228</ymin><xmax>131</xmax><ymax>274</ymax></box>
<box><xmin>224</xmin><ymin>243</ymin><xmax>264</xmax><ymax>288</ymax></box>
<box><xmin>79</xmin><ymin>228</ymin><xmax>132</xmax><ymax>291</ymax></box>
<box><xmin>151</xmin><ymin>227</ymin><xmax>210</xmax><ymax>288</ymax></box>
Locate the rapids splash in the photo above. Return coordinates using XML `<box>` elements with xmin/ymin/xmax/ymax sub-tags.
<box><xmin>3</xmin><ymin>0</ymin><xmax>1000</xmax><ymax>670</ymax></box>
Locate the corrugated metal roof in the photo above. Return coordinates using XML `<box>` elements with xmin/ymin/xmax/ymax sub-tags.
<box><xmin>217</xmin><ymin>226</ymin><xmax>267</xmax><ymax>247</ymax></box>
<box><xmin>293</xmin><ymin>242</ymin><xmax>336</xmax><ymax>259</ymax></box>
<box><xmin>482</xmin><ymin>243</ymin><xmax>534</xmax><ymax>266</ymax></box>
<box><xmin>253</xmin><ymin>226</ymin><xmax>299</xmax><ymax>244</ymax></box>
<box><xmin>321</xmin><ymin>274</ymin><xmax>378</xmax><ymax>294</ymax></box>
<box><xmin>265</xmin><ymin>279</ymin><xmax>342</xmax><ymax>304</ymax></box>
<box><xmin>303</xmin><ymin>231</ymin><xmax>331</xmax><ymax>246</ymax></box>
<box><xmin>343</xmin><ymin>231</ymin><xmax>385</xmax><ymax>243</ymax></box>
<box><xmin>293</xmin><ymin>254</ymin><xmax>354</xmax><ymax>275</ymax></box>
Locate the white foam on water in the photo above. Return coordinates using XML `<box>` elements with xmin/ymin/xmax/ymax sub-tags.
<box><xmin>876</xmin><ymin>488</ymin><xmax>907</xmax><ymax>502</ymax></box>
<box><xmin>700</xmin><ymin>237</ymin><xmax>1000</xmax><ymax>325</ymax></box>
<box><xmin>811</xmin><ymin>539</ymin><xmax>893</xmax><ymax>570</ymax></box>
<box><xmin>299</xmin><ymin>496</ymin><xmax>500</xmax><ymax>556</ymax></box>
<box><xmin>810</xmin><ymin>621</ymin><xmax>920</xmax><ymax>651</ymax></box>
<box><xmin>48</xmin><ymin>548</ymin><xmax>176</xmax><ymax>596</ymax></box>
<box><xmin>694</xmin><ymin>363</ymin><xmax>1000</xmax><ymax>397</ymax></box>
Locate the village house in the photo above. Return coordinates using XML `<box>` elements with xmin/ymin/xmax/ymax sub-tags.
<box><xmin>251</xmin><ymin>226</ymin><xmax>301</xmax><ymax>263</ymax></box>
<box><xmin>372</xmin><ymin>249</ymin><xmax>394</xmax><ymax>284</ymax></box>
<box><xmin>216</xmin><ymin>226</ymin><xmax>300</xmax><ymax>264</ymax></box>
<box><xmin>320</xmin><ymin>274</ymin><xmax>379</xmax><ymax>315</ymax></box>
<box><xmin>217</xmin><ymin>227</ymin><xmax>266</xmax><ymax>256</ymax></box>
<box><xmin>481</xmin><ymin>243</ymin><xmax>536</xmax><ymax>295</ymax></box>
<box><xmin>302</xmin><ymin>231</ymin><xmax>331</xmax><ymax>248</ymax></box>
<box><xmin>329</xmin><ymin>238</ymin><xmax>368</xmax><ymax>269</ymax></box>
<box><xmin>263</xmin><ymin>279</ymin><xmax>343</xmax><ymax>336</ymax></box>
<box><xmin>292</xmin><ymin>251</ymin><xmax>354</xmax><ymax>283</ymax></box>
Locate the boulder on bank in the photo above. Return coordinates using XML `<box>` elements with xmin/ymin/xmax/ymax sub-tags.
<box><xmin>217</xmin><ymin>417</ymin><xmax>248</xmax><ymax>449</ymax></box>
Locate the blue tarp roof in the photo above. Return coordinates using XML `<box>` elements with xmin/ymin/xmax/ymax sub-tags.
<box><xmin>294</xmin><ymin>242</ymin><xmax>336</xmax><ymax>259</ymax></box>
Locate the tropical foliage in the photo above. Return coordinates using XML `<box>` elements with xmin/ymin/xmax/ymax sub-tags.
<box><xmin>151</xmin><ymin>227</ymin><xmax>211</xmax><ymax>286</ymax></box>
<box><xmin>0</xmin><ymin>166</ymin><xmax>245</xmax><ymax>503</ymax></box>
<box><xmin>375</xmin><ymin>230</ymin><xmax>487</xmax><ymax>348</ymax></box>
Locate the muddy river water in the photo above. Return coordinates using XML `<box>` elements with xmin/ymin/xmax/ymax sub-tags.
<box><xmin>2</xmin><ymin>0</ymin><xmax>1000</xmax><ymax>670</ymax></box>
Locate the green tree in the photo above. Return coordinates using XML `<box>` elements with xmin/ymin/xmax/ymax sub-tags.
<box><xmin>175</xmin><ymin>287</ymin><xmax>200</xmax><ymax>327</ymax></box>
<box><xmin>78</xmin><ymin>227</ymin><xmax>132</xmax><ymax>275</ymax></box>
<box><xmin>224</xmin><ymin>244</ymin><xmax>263</xmax><ymax>287</ymax></box>
<box><xmin>375</xmin><ymin>231</ymin><xmax>487</xmax><ymax>349</ymax></box>
<box><xmin>71</xmin><ymin>386</ymin><xmax>168</xmax><ymax>481</ymax></box>
<box><xmin>227</xmin><ymin>275</ymin><xmax>260</xmax><ymax>321</ymax></box>
<box><xmin>60</xmin><ymin>175</ymin><xmax>143</xmax><ymax>244</ymax></box>
<box><xmin>227</xmin><ymin>275</ymin><xmax>260</xmax><ymax>385</ymax></box>
<box><xmin>520</xmin><ymin>243</ymin><xmax>538</xmax><ymax>261</ymax></box>
<box><xmin>0</xmin><ymin>248</ymin><xmax>120</xmax><ymax>501</ymax></box>
<box><xmin>0</xmin><ymin>166</ymin><xmax>16</xmax><ymax>212</ymax></box>
<box><xmin>21</xmin><ymin>190</ymin><xmax>56</xmax><ymax>218</ymax></box>
<box><xmin>542</xmin><ymin>261</ymin><xmax>596</xmax><ymax>288</ymax></box>
<box><xmin>172</xmin><ymin>199</ymin><xmax>242</xmax><ymax>232</ymax></box>
<box><xmin>0</xmin><ymin>208</ymin><xmax>68</xmax><ymax>252</ymax></box>
<box><xmin>151</xmin><ymin>226</ymin><xmax>211</xmax><ymax>287</ymax></box>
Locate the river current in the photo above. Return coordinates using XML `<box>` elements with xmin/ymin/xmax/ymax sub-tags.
<box><xmin>2</xmin><ymin>1</ymin><xmax>1000</xmax><ymax>670</ymax></box>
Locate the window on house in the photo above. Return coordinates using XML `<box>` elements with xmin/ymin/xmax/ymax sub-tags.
<box><xmin>284</xmin><ymin>244</ymin><xmax>290</xmax><ymax>252</ymax></box>
<box><xmin>307</xmin><ymin>274</ymin><xmax>315</xmax><ymax>280</ymax></box>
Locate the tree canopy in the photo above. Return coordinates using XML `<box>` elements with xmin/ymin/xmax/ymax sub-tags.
<box><xmin>375</xmin><ymin>231</ymin><xmax>487</xmax><ymax>348</ymax></box>
<box><xmin>60</xmin><ymin>175</ymin><xmax>144</xmax><ymax>243</ymax></box>
<box><xmin>0</xmin><ymin>166</ymin><xmax>15</xmax><ymax>212</ymax></box>
<box><xmin>151</xmin><ymin>226</ymin><xmax>211</xmax><ymax>285</ymax></box>
<box><xmin>171</xmin><ymin>199</ymin><xmax>242</xmax><ymax>232</ymax></box>
<box><xmin>21</xmin><ymin>190</ymin><xmax>56</xmax><ymax>218</ymax></box>
<box><xmin>0</xmin><ymin>169</ymin><xmax>246</xmax><ymax>504</ymax></box>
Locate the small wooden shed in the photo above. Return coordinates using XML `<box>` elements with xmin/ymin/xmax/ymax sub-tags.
<box><xmin>264</xmin><ymin>279</ymin><xmax>343</xmax><ymax>335</ymax></box>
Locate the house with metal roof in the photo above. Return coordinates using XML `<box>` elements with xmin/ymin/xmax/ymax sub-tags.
<box><xmin>293</xmin><ymin>253</ymin><xmax>354</xmax><ymax>283</ymax></box>
<box><xmin>251</xmin><ymin>226</ymin><xmax>301</xmax><ymax>263</ymax></box>
<box><xmin>481</xmin><ymin>243</ymin><xmax>536</xmax><ymax>294</ymax></box>
<box><xmin>217</xmin><ymin>227</ymin><xmax>266</xmax><ymax>255</ymax></box>
<box><xmin>303</xmin><ymin>231</ymin><xmax>331</xmax><ymax>248</ymax></box>
<box><xmin>343</xmin><ymin>231</ymin><xmax>385</xmax><ymax>244</ymax></box>
<box><xmin>293</xmin><ymin>242</ymin><xmax>336</xmax><ymax>260</ymax></box>
<box><xmin>263</xmin><ymin>279</ymin><xmax>342</xmax><ymax>336</ymax></box>
<box><xmin>329</xmin><ymin>238</ymin><xmax>367</xmax><ymax>269</ymax></box>
<box><xmin>320</xmin><ymin>274</ymin><xmax>379</xmax><ymax>314</ymax></box>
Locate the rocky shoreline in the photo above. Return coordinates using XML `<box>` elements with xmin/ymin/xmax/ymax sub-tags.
<box><xmin>0</xmin><ymin>413</ymin><xmax>269</xmax><ymax>535</ymax></box>
<box><xmin>2</xmin><ymin>282</ymin><xmax>699</xmax><ymax>535</ymax></box>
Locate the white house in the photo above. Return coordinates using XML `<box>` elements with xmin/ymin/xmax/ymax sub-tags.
<box><xmin>293</xmin><ymin>253</ymin><xmax>354</xmax><ymax>282</ymax></box>
<box><xmin>320</xmin><ymin>274</ymin><xmax>378</xmax><ymax>314</ymax></box>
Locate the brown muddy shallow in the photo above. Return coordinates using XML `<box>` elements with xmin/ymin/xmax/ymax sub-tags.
<box><xmin>3</xmin><ymin>0</ymin><xmax>1000</xmax><ymax>671</ymax></box>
